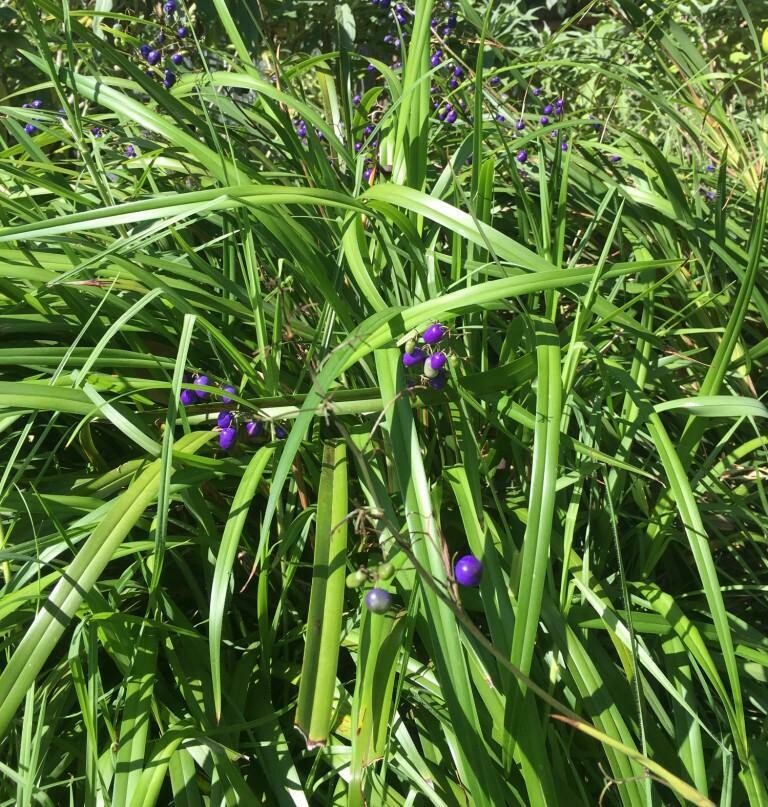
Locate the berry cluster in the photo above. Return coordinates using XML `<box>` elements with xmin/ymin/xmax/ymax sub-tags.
<box><xmin>135</xmin><ymin>0</ymin><xmax>190</xmax><ymax>89</ymax></box>
<box><xmin>350</xmin><ymin>553</ymin><xmax>483</xmax><ymax>614</ymax></box>
<box><xmin>178</xmin><ymin>373</ymin><xmax>288</xmax><ymax>452</ymax></box>
<box><xmin>402</xmin><ymin>322</ymin><xmax>449</xmax><ymax>390</ymax></box>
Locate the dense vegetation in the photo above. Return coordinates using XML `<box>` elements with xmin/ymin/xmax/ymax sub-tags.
<box><xmin>1</xmin><ymin>0</ymin><xmax>767</xmax><ymax>804</ymax></box>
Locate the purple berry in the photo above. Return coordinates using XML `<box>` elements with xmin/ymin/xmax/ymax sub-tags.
<box><xmin>561</xmin><ymin>141</ymin><xmax>568</xmax><ymax>151</ymax></box>
<box><xmin>429</xmin><ymin>371</ymin><xmax>447</xmax><ymax>390</ymax></box>
<box><xmin>163</xmin><ymin>0</ymin><xmax>176</xmax><ymax>14</ymax></box>
<box><xmin>449</xmin><ymin>78</ymin><xmax>459</xmax><ymax>90</ymax></box>
<box><xmin>220</xmin><ymin>385</ymin><xmax>236</xmax><ymax>403</ymax></box>
<box><xmin>540</xmin><ymin>115</ymin><xmax>550</xmax><ymax>126</ymax></box>
<box><xmin>146</xmin><ymin>50</ymin><xmax>161</xmax><ymax>65</ymax></box>
<box><xmin>177</xmin><ymin>26</ymin><xmax>187</xmax><ymax>38</ymax></box>
<box><xmin>516</xmin><ymin>149</ymin><xmax>528</xmax><ymax>163</ymax></box>
<box><xmin>495</xmin><ymin>114</ymin><xmax>505</xmax><ymax>123</ymax></box>
<box><xmin>365</xmin><ymin>587</ymin><xmax>392</xmax><ymax>613</ymax></box>
<box><xmin>490</xmin><ymin>76</ymin><xmax>501</xmax><ymax>87</ymax></box>
<box><xmin>430</xmin><ymin>50</ymin><xmax>443</xmax><ymax>68</ymax></box>
<box><xmin>24</xmin><ymin>123</ymin><xmax>38</xmax><ymax>135</ymax></box>
<box><xmin>455</xmin><ymin>554</ymin><xmax>482</xmax><ymax>586</ymax></box>
<box><xmin>124</xmin><ymin>145</ymin><xmax>136</xmax><ymax>157</ymax></box>
<box><xmin>31</xmin><ymin>99</ymin><xmax>43</xmax><ymax>109</ymax></box>
<box><xmin>218</xmin><ymin>427</ymin><xmax>237</xmax><ymax>452</ymax></box>
<box><xmin>402</xmin><ymin>348</ymin><xmax>426</xmax><ymax>368</ymax></box>
<box><xmin>180</xmin><ymin>389</ymin><xmax>196</xmax><ymax>406</ymax></box>
<box><xmin>193</xmin><ymin>374</ymin><xmax>210</xmax><ymax>399</ymax></box>
<box><xmin>171</xmin><ymin>52</ymin><xmax>183</xmax><ymax>65</ymax></box>
<box><xmin>91</xmin><ymin>126</ymin><xmax>102</xmax><ymax>137</ymax></box>
<box><xmin>609</xmin><ymin>154</ymin><xmax>621</xmax><ymax>163</ymax></box>
<box><xmin>532</xmin><ymin>87</ymin><xmax>541</xmax><ymax>97</ymax></box>
<box><xmin>515</xmin><ymin>119</ymin><xmax>525</xmax><ymax>131</ymax></box>
<box><xmin>352</xmin><ymin>94</ymin><xmax>361</xmax><ymax>106</ymax></box>
<box><xmin>245</xmin><ymin>420</ymin><xmax>263</xmax><ymax>438</ymax></box>
<box><xmin>428</xmin><ymin>352</ymin><xmax>447</xmax><ymax>371</ymax></box>
<box><xmin>453</xmin><ymin>65</ymin><xmax>463</xmax><ymax>77</ymax></box>
<box><xmin>155</xmin><ymin>32</ymin><xmax>165</xmax><ymax>45</ymax></box>
<box><xmin>217</xmin><ymin>411</ymin><xmax>233</xmax><ymax>428</ymax></box>
<box><xmin>421</xmin><ymin>323</ymin><xmax>446</xmax><ymax>345</ymax></box>
<box><xmin>139</xmin><ymin>43</ymin><xmax>151</xmax><ymax>57</ymax></box>
<box><xmin>275</xmin><ymin>425</ymin><xmax>288</xmax><ymax>439</ymax></box>
<box><xmin>163</xmin><ymin>70</ymin><xmax>176</xmax><ymax>88</ymax></box>
<box><xmin>446</xmin><ymin>109</ymin><xmax>457</xmax><ymax>124</ymax></box>
<box><xmin>705</xmin><ymin>163</ymin><xmax>715</xmax><ymax>172</ymax></box>
<box><xmin>543</xmin><ymin>104</ymin><xmax>553</xmax><ymax>115</ymax></box>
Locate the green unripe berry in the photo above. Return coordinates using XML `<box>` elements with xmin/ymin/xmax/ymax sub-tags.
<box><xmin>346</xmin><ymin>568</ymin><xmax>368</xmax><ymax>588</ymax></box>
<box><xmin>405</xmin><ymin>339</ymin><xmax>417</xmax><ymax>354</ymax></box>
<box><xmin>377</xmin><ymin>562</ymin><xmax>394</xmax><ymax>581</ymax></box>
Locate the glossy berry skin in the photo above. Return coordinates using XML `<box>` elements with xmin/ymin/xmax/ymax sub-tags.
<box><xmin>218</xmin><ymin>427</ymin><xmax>237</xmax><ymax>452</ymax></box>
<box><xmin>365</xmin><ymin>587</ymin><xmax>392</xmax><ymax>614</ymax></box>
<box><xmin>31</xmin><ymin>99</ymin><xmax>43</xmax><ymax>109</ymax></box>
<box><xmin>245</xmin><ymin>420</ymin><xmax>263</xmax><ymax>438</ymax></box>
<box><xmin>146</xmin><ymin>49</ymin><xmax>161</xmax><ymax>65</ymax></box>
<box><xmin>445</xmin><ymin>109</ymin><xmax>457</xmax><ymax>124</ymax></box>
<box><xmin>139</xmin><ymin>43</ymin><xmax>151</xmax><ymax>57</ymax></box>
<box><xmin>543</xmin><ymin>104</ymin><xmax>553</xmax><ymax>115</ymax></box>
<box><xmin>177</xmin><ymin>26</ymin><xmax>187</xmax><ymax>38</ymax></box>
<box><xmin>561</xmin><ymin>141</ymin><xmax>568</xmax><ymax>151</ymax></box>
<box><xmin>402</xmin><ymin>348</ymin><xmax>426</xmax><ymax>368</ymax></box>
<box><xmin>489</xmin><ymin>76</ymin><xmax>501</xmax><ymax>87</ymax></box>
<box><xmin>275</xmin><ymin>425</ymin><xmax>288</xmax><ymax>439</ymax></box>
<box><xmin>430</xmin><ymin>50</ymin><xmax>442</xmax><ymax>68</ymax></box>
<box><xmin>532</xmin><ymin>87</ymin><xmax>542</xmax><ymax>96</ymax></box>
<box><xmin>515</xmin><ymin>118</ymin><xmax>525</xmax><ymax>130</ymax></box>
<box><xmin>180</xmin><ymin>388</ymin><xmax>196</xmax><ymax>406</ymax></box>
<box><xmin>220</xmin><ymin>385</ymin><xmax>236</xmax><ymax>404</ymax></box>
<box><xmin>163</xmin><ymin>70</ymin><xmax>176</xmax><ymax>88</ymax></box>
<box><xmin>217</xmin><ymin>411</ymin><xmax>233</xmax><ymax>429</ymax></box>
<box><xmin>421</xmin><ymin>323</ymin><xmax>446</xmax><ymax>345</ymax></box>
<box><xmin>428</xmin><ymin>352</ymin><xmax>447</xmax><ymax>372</ymax></box>
<box><xmin>171</xmin><ymin>52</ymin><xmax>183</xmax><ymax>65</ymax></box>
<box><xmin>516</xmin><ymin>149</ymin><xmax>528</xmax><ymax>163</ymax></box>
<box><xmin>24</xmin><ymin>123</ymin><xmax>38</xmax><ymax>135</ymax></box>
<box><xmin>193</xmin><ymin>374</ymin><xmax>209</xmax><ymax>399</ymax></box>
<box><xmin>539</xmin><ymin>115</ymin><xmax>550</xmax><ymax>126</ymax></box>
<box><xmin>163</xmin><ymin>0</ymin><xmax>176</xmax><ymax>14</ymax></box>
<box><xmin>455</xmin><ymin>554</ymin><xmax>483</xmax><ymax>586</ymax></box>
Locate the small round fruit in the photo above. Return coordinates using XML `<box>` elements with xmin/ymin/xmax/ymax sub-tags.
<box><xmin>218</xmin><ymin>427</ymin><xmax>237</xmax><ymax>452</ymax></box>
<box><xmin>429</xmin><ymin>371</ymin><xmax>447</xmax><ymax>390</ymax></box>
<box><xmin>179</xmin><ymin>388</ymin><xmax>196</xmax><ymax>406</ymax></box>
<box><xmin>217</xmin><ymin>411</ymin><xmax>233</xmax><ymax>429</ymax></box>
<box><xmin>171</xmin><ymin>52</ymin><xmax>183</xmax><ymax>65</ymax></box>
<box><xmin>347</xmin><ymin>568</ymin><xmax>368</xmax><ymax>588</ymax></box>
<box><xmin>146</xmin><ymin>49</ymin><xmax>161</xmax><ymax>65</ymax></box>
<box><xmin>193</xmin><ymin>373</ymin><xmax>209</xmax><ymax>399</ymax></box>
<box><xmin>275</xmin><ymin>425</ymin><xmax>288</xmax><ymax>439</ymax></box>
<box><xmin>421</xmin><ymin>323</ymin><xmax>446</xmax><ymax>345</ymax></box>
<box><xmin>516</xmin><ymin>149</ymin><xmax>528</xmax><ymax>164</ymax></box>
<box><xmin>163</xmin><ymin>0</ymin><xmax>176</xmax><ymax>14</ymax></box>
<box><xmin>364</xmin><ymin>587</ymin><xmax>393</xmax><ymax>614</ymax></box>
<box><xmin>245</xmin><ymin>420</ymin><xmax>263</xmax><ymax>439</ymax></box>
<box><xmin>220</xmin><ymin>385</ymin><xmax>236</xmax><ymax>403</ymax></box>
<box><xmin>377</xmin><ymin>562</ymin><xmax>394</xmax><ymax>581</ymax></box>
<box><xmin>402</xmin><ymin>347</ymin><xmax>426</xmax><ymax>368</ymax></box>
<box><xmin>405</xmin><ymin>338</ymin><xmax>417</xmax><ymax>353</ymax></box>
<box><xmin>454</xmin><ymin>554</ymin><xmax>483</xmax><ymax>586</ymax></box>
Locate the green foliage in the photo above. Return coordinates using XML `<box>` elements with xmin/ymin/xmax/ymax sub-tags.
<box><xmin>0</xmin><ymin>0</ymin><xmax>766</xmax><ymax>804</ymax></box>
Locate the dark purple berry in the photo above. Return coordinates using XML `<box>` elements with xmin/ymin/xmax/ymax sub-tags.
<box><xmin>543</xmin><ymin>104</ymin><xmax>553</xmax><ymax>115</ymax></box>
<box><xmin>193</xmin><ymin>374</ymin><xmax>209</xmax><ymax>399</ymax></box>
<box><xmin>495</xmin><ymin>114</ymin><xmax>505</xmax><ymax>123</ymax></box>
<box><xmin>402</xmin><ymin>348</ymin><xmax>426</xmax><ymax>368</ymax></box>
<box><xmin>124</xmin><ymin>144</ymin><xmax>136</xmax><ymax>157</ymax></box>
<box><xmin>171</xmin><ymin>52</ymin><xmax>183</xmax><ymax>65</ymax></box>
<box><xmin>217</xmin><ymin>411</ymin><xmax>233</xmax><ymax>429</ymax></box>
<box><xmin>539</xmin><ymin>115</ymin><xmax>549</xmax><ymax>126</ymax></box>
<box><xmin>275</xmin><ymin>425</ymin><xmax>288</xmax><ymax>439</ymax></box>
<box><xmin>532</xmin><ymin>87</ymin><xmax>541</xmax><ymax>96</ymax></box>
<box><xmin>430</xmin><ymin>50</ymin><xmax>443</xmax><ymax>68</ymax></box>
<box><xmin>561</xmin><ymin>141</ymin><xmax>568</xmax><ymax>151</ymax></box>
<box><xmin>24</xmin><ymin>123</ymin><xmax>38</xmax><ymax>135</ymax></box>
<box><xmin>245</xmin><ymin>420</ymin><xmax>263</xmax><ymax>438</ymax></box>
<box><xmin>163</xmin><ymin>0</ymin><xmax>176</xmax><ymax>14</ymax></box>
<box><xmin>453</xmin><ymin>65</ymin><xmax>463</xmax><ymax>77</ymax></box>
<box><xmin>429</xmin><ymin>371</ymin><xmax>447</xmax><ymax>390</ymax></box>
<box><xmin>705</xmin><ymin>163</ymin><xmax>715</xmax><ymax>172</ymax></box>
<box><xmin>139</xmin><ymin>43</ymin><xmax>151</xmax><ymax>57</ymax></box>
<box><xmin>365</xmin><ymin>587</ymin><xmax>392</xmax><ymax>613</ymax></box>
<box><xmin>155</xmin><ymin>32</ymin><xmax>165</xmax><ymax>45</ymax></box>
<box><xmin>428</xmin><ymin>352</ymin><xmax>447</xmax><ymax>371</ymax></box>
<box><xmin>515</xmin><ymin>119</ymin><xmax>525</xmax><ymax>131</ymax></box>
<box><xmin>163</xmin><ymin>70</ymin><xmax>176</xmax><ymax>88</ymax></box>
<box><xmin>220</xmin><ymin>385</ymin><xmax>236</xmax><ymax>404</ymax></box>
<box><xmin>449</xmin><ymin>78</ymin><xmax>458</xmax><ymax>90</ymax></box>
<box><xmin>352</xmin><ymin>94</ymin><xmax>361</xmax><ymax>106</ymax></box>
<box><xmin>91</xmin><ymin>126</ymin><xmax>102</xmax><ymax>137</ymax></box>
<box><xmin>146</xmin><ymin>50</ymin><xmax>161</xmax><ymax>65</ymax></box>
<box><xmin>421</xmin><ymin>323</ymin><xmax>446</xmax><ymax>345</ymax></box>
<box><xmin>218</xmin><ymin>427</ymin><xmax>237</xmax><ymax>452</ymax></box>
<box><xmin>31</xmin><ymin>99</ymin><xmax>43</xmax><ymax>109</ymax></box>
<box><xmin>455</xmin><ymin>554</ymin><xmax>482</xmax><ymax>586</ymax></box>
<box><xmin>490</xmin><ymin>76</ymin><xmax>501</xmax><ymax>87</ymax></box>
<box><xmin>176</xmin><ymin>26</ymin><xmax>187</xmax><ymax>38</ymax></box>
<box><xmin>180</xmin><ymin>389</ymin><xmax>196</xmax><ymax>406</ymax></box>
<box><xmin>609</xmin><ymin>154</ymin><xmax>621</xmax><ymax>163</ymax></box>
<box><xmin>446</xmin><ymin>109</ymin><xmax>457</xmax><ymax>124</ymax></box>
<box><xmin>516</xmin><ymin>149</ymin><xmax>528</xmax><ymax>163</ymax></box>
